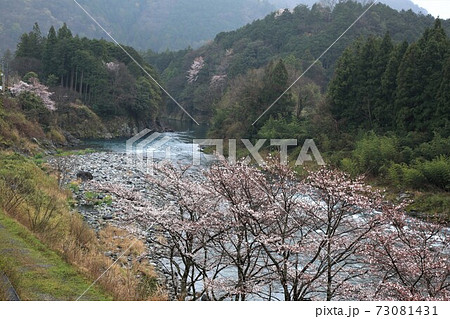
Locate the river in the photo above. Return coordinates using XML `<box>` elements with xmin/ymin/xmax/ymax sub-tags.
<box><xmin>80</xmin><ymin>120</ymin><xmax>212</xmax><ymax>165</ymax></box>
<box><xmin>50</xmin><ymin>121</ymin><xmax>449</xmax><ymax>301</ymax></box>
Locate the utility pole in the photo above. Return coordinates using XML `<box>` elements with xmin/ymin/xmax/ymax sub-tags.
<box><xmin>1</xmin><ymin>59</ymin><xmax>7</xmax><ymax>92</ymax></box>
<box><xmin>1</xmin><ymin>50</ymin><xmax>10</xmax><ymax>92</ymax></box>
<box><xmin>1</xmin><ymin>61</ymin><xmax>4</xmax><ymax>92</ymax></box>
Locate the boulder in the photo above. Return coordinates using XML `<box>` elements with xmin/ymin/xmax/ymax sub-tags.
<box><xmin>76</xmin><ymin>171</ymin><xmax>94</xmax><ymax>181</ymax></box>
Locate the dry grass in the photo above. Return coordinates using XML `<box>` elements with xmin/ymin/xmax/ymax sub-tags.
<box><xmin>5</xmin><ymin>112</ymin><xmax>46</xmax><ymax>140</ymax></box>
<box><xmin>62</xmin><ymin>220</ymin><xmax>167</xmax><ymax>300</ymax></box>
<box><xmin>0</xmin><ymin>152</ymin><xmax>167</xmax><ymax>300</ymax></box>
<box><xmin>0</xmin><ymin>98</ymin><xmax>42</xmax><ymax>153</ymax></box>
<box><xmin>0</xmin><ymin>210</ymin><xmax>111</xmax><ymax>300</ymax></box>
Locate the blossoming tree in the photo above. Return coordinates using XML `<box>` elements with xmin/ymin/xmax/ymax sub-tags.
<box><xmin>10</xmin><ymin>77</ymin><xmax>56</xmax><ymax>111</ymax></box>
<box><xmin>85</xmin><ymin>159</ymin><xmax>449</xmax><ymax>301</ymax></box>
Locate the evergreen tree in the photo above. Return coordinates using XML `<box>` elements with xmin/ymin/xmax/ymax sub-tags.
<box><xmin>372</xmin><ymin>32</ymin><xmax>394</xmax><ymax>128</ymax></box>
<box><xmin>396</xmin><ymin>19</ymin><xmax>449</xmax><ymax>133</ymax></box>
<box><xmin>357</xmin><ymin>36</ymin><xmax>379</xmax><ymax>128</ymax></box>
<box><xmin>56</xmin><ymin>23</ymin><xmax>72</xmax><ymax>40</ymax></box>
<box><xmin>380</xmin><ymin>40</ymin><xmax>408</xmax><ymax>129</ymax></box>
<box><xmin>42</xmin><ymin>26</ymin><xmax>58</xmax><ymax>81</ymax></box>
<box><xmin>435</xmin><ymin>53</ymin><xmax>450</xmax><ymax>136</ymax></box>
<box><xmin>260</xmin><ymin>59</ymin><xmax>294</xmax><ymax>120</ymax></box>
<box><xmin>328</xmin><ymin>44</ymin><xmax>358</xmax><ymax>129</ymax></box>
<box><xmin>16</xmin><ymin>22</ymin><xmax>44</xmax><ymax>60</ymax></box>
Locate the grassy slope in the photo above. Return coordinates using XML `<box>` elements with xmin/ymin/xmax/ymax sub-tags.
<box><xmin>0</xmin><ymin>209</ymin><xmax>112</xmax><ymax>301</ymax></box>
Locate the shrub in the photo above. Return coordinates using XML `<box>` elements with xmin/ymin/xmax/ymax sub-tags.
<box><xmin>399</xmin><ymin>146</ymin><xmax>413</xmax><ymax>164</ymax></box>
<box><xmin>25</xmin><ymin>192</ymin><xmax>62</xmax><ymax>235</ymax></box>
<box><xmin>340</xmin><ymin>157</ymin><xmax>359</xmax><ymax>177</ymax></box>
<box><xmin>18</xmin><ymin>91</ymin><xmax>45</xmax><ymax>111</ymax></box>
<box><xmin>387</xmin><ymin>159</ymin><xmax>448</xmax><ymax>191</ymax></box>
<box><xmin>387</xmin><ymin>163</ymin><xmax>404</xmax><ymax>187</ymax></box>
<box><xmin>403</xmin><ymin>167</ymin><xmax>427</xmax><ymax>190</ymax></box>
<box><xmin>407</xmin><ymin>193</ymin><xmax>450</xmax><ymax>221</ymax></box>
<box><xmin>415</xmin><ymin>134</ymin><xmax>450</xmax><ymax>160</ymax></box>
<box><xmin>46</xmin><ymin>128</ymin><xmax>66</xmax><ymax>145</ymax></box>
<box><xmin>0</xmin><ymin>170</ymin><xmax>34</xmax><ymax>215</ymax></box>
<box><xmin>23</xmin><ymin>72</ymin><xmax>39</xmax><ymax>84</ymax></box>
<box><xmin>386</xmin><ymin>163</ymin><xmax>426</xmax><ymax>189</ymax></box>
<box><xmin>258</xmin><ymin>116</ymin><xmax>306</xmax><ymax>140</ymax></box>
<box><xmin>418</xmin><ymin>156</ymin><xmax>450</xmax><ymax>191</ymax></box>
<box><xmin>353</xmin><ymin>132</ymin><xmax>399</xmax><ymax>176</ymax></box>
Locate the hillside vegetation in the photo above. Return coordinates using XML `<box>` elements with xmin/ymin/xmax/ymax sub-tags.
<box><xmin>145</xmin><ymin>1</ymin><xmax>449</xmax><ymax>121</ymax></box>
<box><xmin>0</xmin><ymin>209</ymin><xmax>111</xmax><ymax>301</ymax></box>
<box><xmin>14</xmin><ymin>23</ymin><xmax>161</xmax><ymax>122</ymax></box>
<box><xmin>0</xmin><ymin>0</ymin><xmax>428</xmax><ymax>54</ymax></box>
<box><xmin>270</xmin><ymin>0</ymin><xmax>426</xmax><ymax>13</ymax></box>
<box><xmin>1</xmin><ymin>23</ymin><xmax>164</xmax><ymax>145</ymax></box>
<box><xmin>0</xmin><ymin>0</ymin><xmax>277</xmax><ymax>53</ymax></box>
<box><xmin>146</xmin><ymin>2</ymin><xmax>449</xmax><ymax>218</ymax></box>
<box><xmin>0</xmin><ymin>151</ymin><xmax>164</xmax><ymax>300</ymax></box>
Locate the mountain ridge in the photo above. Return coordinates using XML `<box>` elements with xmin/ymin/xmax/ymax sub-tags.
<box><xmin>0</xmin><ymin>0</ymin><xmax>431</xmax><ymax>55</ymax></box>
<box><xmin>269</xmin><ymin>0</ymin><xmax>427</xmax><ymax>14</ymax></box>
<box><xmin>145</xmin><ymin>1</ymin><xmax>448</xmax><ymax>121</ymax></box>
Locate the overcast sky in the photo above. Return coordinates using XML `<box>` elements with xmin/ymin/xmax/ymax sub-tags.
<box><xmin>411</xmin><ymin>0</ymin><xmax>450</xmax><ymax>19</ymax></box>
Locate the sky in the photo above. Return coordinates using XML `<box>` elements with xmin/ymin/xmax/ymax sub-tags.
<box><xmin>411</xmin><ymin>0</ymin><xmax>450</xmax><ymax>19</ymax></box>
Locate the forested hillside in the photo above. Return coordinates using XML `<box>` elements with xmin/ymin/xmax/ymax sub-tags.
<box><xmin>329</xmin><ymin>21</ymin><xmax>449</xmax><ymax>136</ymax></box>
<box><xmin>0</xmin><ymin>0</ymin><xmax>429</xmax><ymax>55</ymax></box>
<box><xmin>332</xmin><ymin>19</ymin><xmax>449</xmax><ymax>183</ymax></box>
<box><xmin>270</xmin><ymin>0</ymin><xmax>427</xmax><ymax>13</ymax></box>
<box><xmin>145</xmin><ymin>1</ymin><xmax>449</xmax><ymax>121</ymax></box>
<box><xmin>0</xmin><ymin>0</ymin><xmax>276</xmax><ymax>54</ymax></box>
<box><xmin>145</xmin><ymin>1</ymin><xmax>449</xmax><ymax>217</ymax></box>
<box><xmin>18</xmin><ymin>23</ymin><xmax>161</xmax><ymax>120</ymax></box>
<box><xmin>1</xmin><ymin>23</ymin><xmax>163</xmax><ymax>149</ymax></box>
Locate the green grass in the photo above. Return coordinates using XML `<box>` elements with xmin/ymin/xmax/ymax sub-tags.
<box><xmin>407</xmin><ymin>192</ymin><xmax>450</xmax><ymax>222</ymax></box>
<box><xmin>56</xmin><ymin>148</ymin><xmax>96</xmax><ymax>157</ymax></box>
<box><xmin>0</xmin><ymin>210</ymin><xmax>112</xmax><ymax>301</ymax></box>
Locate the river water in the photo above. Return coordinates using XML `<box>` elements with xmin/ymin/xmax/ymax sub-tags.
<box><xmin>80</xmin><ymin>120</ymin><xmax>214</xmax><ymax>167</ymax></box>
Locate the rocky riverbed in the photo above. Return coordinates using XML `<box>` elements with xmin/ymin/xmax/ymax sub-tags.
<box><xmin>49</xmin><ymin>152</ymin><xmax>154</xmax><ymax>229</ymax></box>
<box><xmin>47</xmin><ymin>151</ymin><xmax>194</xmax><ymax>299</ymax></box>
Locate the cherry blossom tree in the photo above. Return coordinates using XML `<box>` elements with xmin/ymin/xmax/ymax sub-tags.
<box><xmin>77</xmin><ymin>159</ymin><xmax>449</xmax><ymax>301</ymax></box>
<box><xmin>10</xmin><ymin>77</ymin><xmax>56</xmax><ymax>111</ymax></box>
<box><xmin>115</xmin><ymin>163</ymin><xmax>219</xmax><ymax>300</ymax></box>
<box><xmin>366</xmin><ymin>208</ymin><xmax>450</xmax><ymax>300</ymax></box>
<box><xmin>187</xmin><ymin>56</ymin><xmax>205</xmax><ymax>83</ymax></box>
<box><xmin>204</xmin><ymin>161</ymin><xmax>274</xmax><ymax>300</ymax></box>
<box><xmin>205</xmin><ymin>160</ymin><xmax>385</xmax><ymax>300</ymax></box>
<box><xmin>210</xmin><ymin>74</ymin><xmax>227</xmax><ymax>88</ymax></box>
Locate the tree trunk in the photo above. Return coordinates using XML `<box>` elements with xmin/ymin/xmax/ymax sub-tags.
<box><xmin>180</xmin><ymin>261</ymin><xmax>190</xmax><ymax>301</ymax></box>
<box><xmin>326</xmin><ymin>236</ymin><xmax>332</xmax><ymax>301</ymax></box>
<box><xmin>70</xmin><ymin>68</ymin><xmax>75</xmax><ymax>91</ymax></box>
<box><xmin>74</xmin><ymin>67</ymin><xmax>78</xmax><ymax>92</ymax></box>
<box><xmin>80</xmin><ymin>71</ymin><xmax>84</xmax><ymax>96</ymax></box>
